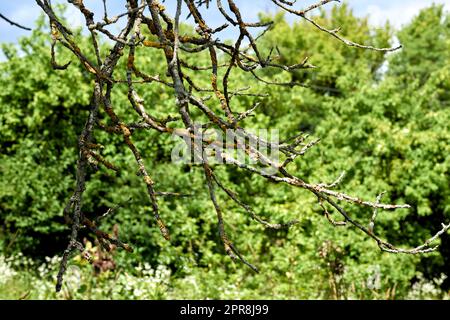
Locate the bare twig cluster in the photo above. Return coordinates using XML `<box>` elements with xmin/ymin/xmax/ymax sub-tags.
<box><xmin>34</xmin><ymin>0</ymin><xmax>450</xmax><ymax>292</ymax></box>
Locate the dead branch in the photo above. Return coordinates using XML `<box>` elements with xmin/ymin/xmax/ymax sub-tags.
<box><xmin>34</xmin><ymin>0</ymin><xmax>449</xmax><ymax>292</ymax></box>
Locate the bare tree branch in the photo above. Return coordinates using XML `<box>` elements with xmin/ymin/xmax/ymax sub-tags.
<box><xmin>34</xmin><ymin>0</ymin><xmax>449</xmax><ymax>292</ymax></box>
<box><xmin>0</xmin><ymin>13</ymin><xmax>32</xmax><ymax>31</ymax></box>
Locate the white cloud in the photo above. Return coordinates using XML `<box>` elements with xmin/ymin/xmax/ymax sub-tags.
<box><xmin>364</xmin><ymin>1</ymin><xmax>450</xmax><ymax>29</ymax></box>
<box><xmin>64</xmin><ymin>4</ymin><xmax>84</xmax><ymax>28</ymax></box>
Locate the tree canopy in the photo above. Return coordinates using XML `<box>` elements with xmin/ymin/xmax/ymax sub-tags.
<box><xmin>0</xmin><ymin>1</ymin><xmax>449</xmax><ymax>299</ymax></box>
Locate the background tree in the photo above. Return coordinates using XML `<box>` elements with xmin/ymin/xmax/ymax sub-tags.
<box><xmin>0</xmin><ymin>1</ymin><xmax>449</xmax><ymax>299</ymax></box>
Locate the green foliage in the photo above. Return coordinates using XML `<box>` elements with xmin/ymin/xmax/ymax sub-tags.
<box><xmin>0</xmin><ymin>15</ymin><xmax>92</xmax><ymax>251</ymax></box>
<box><xmin>0</xmin><ymin>5</ymin><xmax>449</xmax><ymax>299</ymax></box>
<box><xmin>389</xmin><ymin>5</ymin><xmax>450</xmax><ymax>84</ymax></box>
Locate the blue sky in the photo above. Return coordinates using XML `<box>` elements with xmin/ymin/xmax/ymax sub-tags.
<box><xmin>0</xmin><ymin>0</ymin><xmax>449</xmax><ymax>44</ymax></box>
